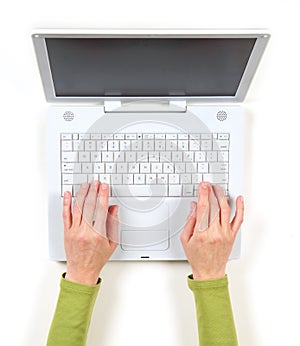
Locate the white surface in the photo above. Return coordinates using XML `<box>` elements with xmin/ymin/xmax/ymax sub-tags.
<box><xmin>0</xmin><ymin>1</ymin><xmax>299</xmax><ymax>345</ymax></box>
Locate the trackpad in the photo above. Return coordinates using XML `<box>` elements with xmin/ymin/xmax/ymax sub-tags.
<box><xmin>121</xmin><ymin>230</ymin><xmax>169</xmax><ymax>251</ymax></box>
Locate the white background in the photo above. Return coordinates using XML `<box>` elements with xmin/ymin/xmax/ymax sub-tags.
<box><xmin>1</xmin><ymin>0</ymin><xmax>299</xmax><ymax>345</ymax></box>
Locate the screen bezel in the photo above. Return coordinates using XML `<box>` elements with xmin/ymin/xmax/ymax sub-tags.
<box><xmin>32</xmin><ymin>29</ymin><xmax>270</xmax><ymax>104</ymax></box>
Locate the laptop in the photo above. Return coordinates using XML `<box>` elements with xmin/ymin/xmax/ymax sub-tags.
<box><xmin>32</xmin><ymin>29</ymin><xmax>269</xmax><ymax>261</ymax></box>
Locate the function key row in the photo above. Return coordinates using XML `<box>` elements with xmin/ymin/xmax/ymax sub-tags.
<box><xmin>61</xmin><ymin>133</ymin><xmax>230</xmax><ymax>140</ymax></box>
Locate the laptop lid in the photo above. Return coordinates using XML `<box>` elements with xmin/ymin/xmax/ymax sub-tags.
<box><xmin>32</xmin><ymin>29</ymin><xmax>270</xmax><ymax>104</ymax></box>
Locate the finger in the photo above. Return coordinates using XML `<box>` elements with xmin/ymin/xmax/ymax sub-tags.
<box><xmin>94</xmin><ymin>183</ymin><xmax>110</xmax><ymax>234</ymax></box>
<box><xmin>195</xmin><ymin>182</ymin><xmax>210</xmax><ymax>231</ymax></box>
<box><xmin>180</xmin><ymin>201</ymin><xmax>197</xmax><ymax>244</ymax></box>
<box><xmin>106</xmin><ymin>205</ymin><xmax>119</xmax><ymax>247</ymax></box>
<box><xmin>230</xmin><ymin>196</ymin><xmax>245</xmax><ymax>235</ymax></box>
<box><xmin>73</xmin><ymin>183</ymin><xmax>89</xmax><ymax>226</ymax></box>
<box><xmin>208</xmin><ymin>185</ymin><xmax>220</xmax><ymax>226</ymax></box>
<box><xmin>82</xmin><ymin>181</ymin><xmax>99</xmax><ymax>224</ymax></box>
<box><xmin>62</xmin><ymin>191</ymin><xmax>72</xmax><ymax>230</ymax></box>
<box><xmin>213</xmin><ymin>184</ymin><xmax>231</xmax><ymax>227</ymax></box>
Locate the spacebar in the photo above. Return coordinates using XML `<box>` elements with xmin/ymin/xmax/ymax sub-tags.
<box><xmin>112</xmin><ymin>185</ymin><xmax>167</xmax><ymax>197</ymax></box>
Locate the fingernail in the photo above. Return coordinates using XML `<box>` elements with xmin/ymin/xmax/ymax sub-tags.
<box><xmin>201</xmin><ymin>182</ymin><xmax>209</xmax><ymax>189</ymax></box>
<box><xmin>101</xmin><ymin>183</ymin><xmax>108</xmax><ymax>190</ymax></box>
<box><xmin>64</xmin><ymin>191</ymin><xmax>70</xmax><ymax>199</ymax></box>
<box><xmin>240</xmin><ymin>196</ymin><xmax>244</xmax><ymax>203</ymax></box>
<box><xmin>82</xmin><ymin>182</ymin><xmax>89</xmax><ymax>188</ymax></box>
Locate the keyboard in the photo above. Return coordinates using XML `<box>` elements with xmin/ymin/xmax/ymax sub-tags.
<box><xmin>61</xmin><ymin>133</ymin><xmax>230</xmax><ymax>197</ymax></box>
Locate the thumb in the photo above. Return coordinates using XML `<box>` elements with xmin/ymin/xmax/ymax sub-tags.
<box><xmin>180</xmin><ymin>202</ymin><xmax>197</xmax><ymax>245</ymax></box>
<box><xmin>106</xmin><ymin>205</ymin><xmax>119</xmax><ymax>248</ymax></box>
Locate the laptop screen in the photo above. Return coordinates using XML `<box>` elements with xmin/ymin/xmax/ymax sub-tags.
<box><xmin>45</xmin><ymin>38</ymin><xmax>256</xmax><ymax>98</ymax></box>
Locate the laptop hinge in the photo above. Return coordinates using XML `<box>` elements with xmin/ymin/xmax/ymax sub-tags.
<box><xmin>104</xmin><ymin>100</ymin><xmax>187</xmax><ymax>113</ymax></box>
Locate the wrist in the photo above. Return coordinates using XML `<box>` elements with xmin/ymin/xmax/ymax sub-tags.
<box><xmin>65</xmin><ymin>270</ymin><xmax>101</xmax><ymax>286</ymax></box>
<box><xmin>192</xmin><ymin>270</ymin><xmax>226</xmax><ymax>281</ymax></box>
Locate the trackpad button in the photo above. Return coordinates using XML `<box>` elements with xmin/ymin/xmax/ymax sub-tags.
<box><xmin>121</xmin><ymin>230</ymin><xmax>169</xmax><ymax>251</ymax></box>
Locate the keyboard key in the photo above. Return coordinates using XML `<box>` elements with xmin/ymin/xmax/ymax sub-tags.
<box><xmin>131</xmin><ymin>140</ymin><xmax>142</xmax><ymax>151</ymax></box>
<box><xmin>146</xmin><ymin>174</ymin><xmax>156</xmax><ymax>184</ymax></box>
<box><xmin>186</xmin><ymin>163</ymin><xmax>197</xmax><ymax>173</ymax></box>
<box><xmin>99</xmin><ymin>174</ymin><xmax>110</xmax><ymax>184</ymax></box>
<box><xmin>105</xmin><ymin>163</ymin><xmax>116</xmax><ymax>173</ymax></box>
<box><xmin>209</xmin><ymin>163</ymin><xmax>229</xmax><ymax>173</ymax></box>
<box><xmin>166</xmin><ymin>140</ymin><xmax>177</xmax><ymax>151</ymax></box>
<box><xmin>192</xmin><ymin>173</ymin><xmax>202</xmax><ymax>184</ymax></box>
<box><xmin>166</xmin><ymin>134</ymin><xmax>177</xmax><ymax>139</ymax></box>
<box><xmin>155</xmin><ymin>140</ymin><xmax>166</xmax><ymax>151</ymax></box>
<box><xmin>62</xmin><ymin>174</ymin><xmax>87</xmax><ymax>185</ymax></box>
<box><xmin>163</xmin><ymin>163</ymin><xmax>174</xmax><ymax>173</ymax></box>
<box><xmin>195</xmin><ymin>152</ymin><xmax>206</xmax><ymax>162</ymax></box>
<box><xmin>91</xmin><ymin>134</ymin><xmax>102</xmax><ymax>140</ymax></box>
<box><xmin>111</xmin><ymin>174</ymin><xmax>122</xmax><ymax>185</ymax></box>
<box><xmin>184</xmin><ymin>152</ymin><xmax>194</xmax><ymax>162</ymax></box>
<box><xmin>73</xmin><ymin>140</ymin><xmax>84</xmax><ymax>151</ymax></box>
<box><xmin>116</xmin><ymin>163</ymin><xmax>128</xmax><ymax>173</ymax></box>
<box><xmin>157</xmin><ymin>174</ymin><xmax>168</xmax><ymax>184</ymax></box>
<box><xmin>169</xmin><ymin>174</ymin><xmax>179</xmax><ymax>184</ymax></box>
<box><xmin>123</xmin><ymin>173</ymin><xmax>133</xmax><ymax>185</ymax></box>
<box><xmin>152</xmin><ymin>163</ymin><xmax>163</xmax><ymax>173</ymax></box>
<box><xmin>198</xmin><ymin>163</ymin><xmax>209</xmax><ymax>173</ymax></box>
<box><xmin>61</xmin><ymin>163</ymin><xmax>81</xmax><ymax>173</ymax></box>
<box><xmin>120</xmin><ymin>140</ymin><xmax>130</xmax><ymax>151</ymax></box>
<box><xmin>82</xmin><ymin>163</ymin><xmax>93</xmax><ymax>173</ymax></box>
<box><xmin>61</xmin><ymin>134</ymin><xmax>72</xmax><ymax>140</ymax></box>
<box><xmin>181</xmin><ymin>173</ymin><xmax>191</xmax><ymax>184</ymax></box>
<box><xmin>91</xmin><ymin>152</ymin><xmax>101</xmax><ymax>162</ymax></box>
<box><xmin>88</xmin><ymin>174</ymin><xmax>99</xmax><ymax>183</ymax></box>
<box><xmin>207</xmin><ymin>151</ymin><xmax>217</xmax><ymax>162</ymax></box>
<box><xmin>125</xmin><ymin>152</ymin><xmax>136</xmax><ymax>162</ymax></box>
<box><xmin>114</xmin><ymin>151</ymin><xmax>125</xmax><ymax>162</ymax></box>
<box><xmin>189</xmin><ymin>140</ymin><xmax>200</xmax><ymax>151</ymax></box>
<box><xmin>79</xmin><ymin>152</ymin><xmax>90</xmax><ymax>162</ymax></box>
<box><xmin>149</xmin><ymin>152</ymin><xmax>159</xmax><ymax>162</ymax></box>
<box><xmin>61</xmin><ymin>140</ymin><xmax>72</xmax><ymax>151</ymax></box>
<box><xmin>102</xmin><ymin>152</ymin><xmax>114</xmax><ymax>162</ymax></box>
<box><xmin>85</xmin><ymin>140</ymin><xmax>96</xmax><ymax>151</ymax></box>
<box><xmin>218</xmin><ymin>151</ymin><xmax>229</xmax><ymax>162</ymax></box>
<box><xmin>218</xmin><ymin>133</ymin><xmax>230</xmax><ymax>140</ymax></box>
<box><xmin>94</xmin><ymin>163</ymin><xmax>105</xmax><ymax>173</ymax></box>
<box><xmin>160</xmin><ymin>152</ymin><xmax>171</xmax><ymax>162</ymax></box>
<box><xmin>108</xmin><ymin>140</ymin><xmax>119</xmax><ymax>151</ymax></box>
<box><xmin>134</xmin><ymin>174</ymin><xmax>145</xmax><ymax>184</ymax></box>
<box><xmin>203</xmin><ymin>173</ymin><xmax>229</xmax><ymax>184</ymax></box>
<box><xmin>140</xmin><ymin>163</ymin><xmax>151</xmax><ymax>173</ymax></box>
<box><xmin>62</xmin><ymin>151</ymin><xmax>78</xmax><ymax>162</ymax></box>
<box><xmin>143</xmin><ymin>140</ymin><xmax>154</xmax><ymax>151</ymax></box>
<box><xmin>169</xmin><ymin>185</ymin><xmax>182</xmax><ymax>196</ymax></box>
<box><xmin>201</xmin><ymin>140</ymin><xmax>212</xmax><ymax>150</ymax></box>
<box><xmin>128</xmin><ymin>163</ymin><xmax>139</xmax><ymax>173</ymax></box>
<box><xmin>97</xmin><ymin>140</ymin><xmax>107</xmax><ymax>151</ymax></box>
<box><xmin>183</xmin><ymin>184</ymin><xmax>193</xmax><ymax>196</ymax></box>
<box><xmin>125</xmin><ymin>134</ymin><xmax>137</xmax><ymax>140</ymax></box>
<box><xmin>175</xmin><ymin>163</ymin><xmax>185</xmax><ymax>173</ymax></box>
<box><xmin>79</xmin><ymin>134</ymin><xmax>90</xmax><ymax>140</ymax></box>
<box><xmin>213</xmin><ymin>140</ymin><xmax>229</xmax><ymax>150</ymax></box>
<box><xmin>172</xmin><ymin>151</ymin><xmax>183</xmax><ymax>162</ymax></box>
<box><xmin>61</xmin><ymin>184</ymin><xmax>72</xmax><ymax>196</ymax></box>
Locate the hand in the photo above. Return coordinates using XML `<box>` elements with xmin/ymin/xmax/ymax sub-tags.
<box><xmin>62</xmin><ymin>181</ymin><xmax>119</xmax><ymax>285</ymax></box>
<box><xmin>180</xmin><ymin>182</ymin><xmax>244</xmax><ymax>280</ymax></box>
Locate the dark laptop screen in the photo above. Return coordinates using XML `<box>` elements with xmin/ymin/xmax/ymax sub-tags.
<box><xmin>45</xmin><ymin>38</ymin><xmax>256</xmax><ymax>97</ymax></box>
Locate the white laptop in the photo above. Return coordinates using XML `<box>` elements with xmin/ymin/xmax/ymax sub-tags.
<box><xmin>32</xmin><ymin>29</ymin><xmax>269</xmax><ymax>261</ymax></box>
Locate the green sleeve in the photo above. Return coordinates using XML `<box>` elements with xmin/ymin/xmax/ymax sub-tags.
<box><xmin>46</xmin><ymin>274</ymin><xmax>101</xmax><ymax>346</ymax></box>
<box><xmin>188</xmin><ymin>275</ymin><xmax>238</xmax><ymax>346</ymax></box>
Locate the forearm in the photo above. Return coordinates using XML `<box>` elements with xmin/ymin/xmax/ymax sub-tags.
<box><xmin>47</xmin><ymin>274</ymin><xmax>100</xmax><ymax>346</ymax></box>
<box><xmin>188</xmin><ymin>275</ymin><xmax>238</xmax><ymax>346</ymax></box>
